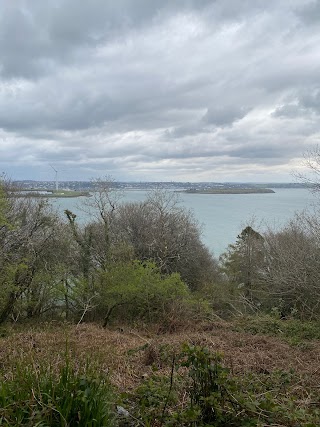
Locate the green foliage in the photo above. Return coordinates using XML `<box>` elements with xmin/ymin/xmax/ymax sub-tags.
<box><xmin>128</xmin><ymin>344</ymin><xmax>257</xmax><ymax>426</ymax></box>
<box><xmin>198</xmin><ymin>281</ymin><xmax>238</xmax><ymax>319</ymax></box>
<box><xmin>0</xmin><ymin>179</ymin><xmax>14</xmax><ymax>231</ymax></box>
<box><xmin>220</xmin><ymin>226</ymin><xmax>264</xmax><ymax>306</ymax></box>
<box><xmin>233</xmin><ymin>315</ymin><xmax>320</xmax><ymax>344</ymax></box>
<box><xmin>233</xmin><ymin>314</ymin><xmax>283</xmax><ymax>336</ymax></box>
<box><xmin>0</xmin><ymin>185</ymin><xmax>8</xmax><ymax>228</ymax></box>
<box><xmin>177</xmin><ymin>344</ymin><xmax>254</xmax><ymax>426</ymax></box>
<box><xmin>240</xmin><ymin>368</ymin><xmax>320</xmax><ymax>426</ymax></box>
<box><xmin>126</xmin><ymin>343</ymin><xmax>320</xmax><ymax>426</ymax></box>
<box><xmin>99</xmin><ymin>261</ymin><xmax>190</xmax><ymax>325</ymax></box>
<box><xmin>133</xmin><ymin>374</ymin><xmax>178</xmax><ymax>424</ymax></box>
<box><xmin>0</xmin><ymin>196</ymin><xmax>65</xmax><ymax>323</ymax></box>
<box><xmin>0</xmin><ymin>356</ymin><xmax>115</xmax><ymax>426</ymax></box>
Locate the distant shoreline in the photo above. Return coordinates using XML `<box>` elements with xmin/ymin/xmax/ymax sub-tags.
<box><xmin>10</xmin><ymin>190</ymin><xmax>91</xmax><ymax>198</ymax></box>
<box><xmin>182</xmin><ymin>188</ymin><xmax>275</xmax><ymax>194</ymax></box>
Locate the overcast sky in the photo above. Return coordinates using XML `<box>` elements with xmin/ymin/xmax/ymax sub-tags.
<box><xmin>1</xmin><ymin>0</ymin><xmax>320</xmax><ymax>182</ymax></box>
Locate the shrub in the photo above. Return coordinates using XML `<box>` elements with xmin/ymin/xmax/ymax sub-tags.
<box><xmin>98</xmin><ymin>261</ymin><xmax>191</xmax><ymax>326</ymax></box>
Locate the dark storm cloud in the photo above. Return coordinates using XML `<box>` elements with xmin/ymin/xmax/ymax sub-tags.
<box><xmin>0</xmin><ymin>0</ymin><xmax>319</xmax><ymax>181</ymax></box>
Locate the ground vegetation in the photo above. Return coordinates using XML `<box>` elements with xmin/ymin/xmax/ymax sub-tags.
<box><xmin>1</xmin><ymin>171</ymin><xmax>320</xmax><ymax>425</ymax></box>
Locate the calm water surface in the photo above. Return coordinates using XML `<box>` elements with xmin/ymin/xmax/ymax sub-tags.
<box><xmin>51</xmin><ymin>189</ymin><xmax>314</xmax><ymax>256</ymax></box>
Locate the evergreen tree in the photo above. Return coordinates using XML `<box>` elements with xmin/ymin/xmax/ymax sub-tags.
<box><xmin>221</xmin><ymin>226</ymin><xmax>264</xmax><ymax>301</ymax></box>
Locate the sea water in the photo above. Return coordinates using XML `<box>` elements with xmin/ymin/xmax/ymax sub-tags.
<box><xmin>51</xmin><ymin>188</ymin><xmax>314</xmax><ymax>256</ymax></box>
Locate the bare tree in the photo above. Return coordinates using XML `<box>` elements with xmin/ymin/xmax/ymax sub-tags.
<box><xmin>77</xmin><ymin>176</ymin><xmax>123</xmax><ymax>270</ymax></box>
<box><xmin>295</xmin><ymin>145</ymin><xmax>320</xmax><ymax>193</ymax></box>
<box><xmin>259</xmin><ymin>213</ymin><xmax>320</xmax><ymax>318</ymax></box>
<box><xmin>113</xmin><ymin>189</ymin><xmax>220</xmax><ymax>290</ymax></box>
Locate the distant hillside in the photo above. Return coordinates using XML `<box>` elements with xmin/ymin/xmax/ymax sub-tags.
<box><xmin>12</xmin><ymin>180</ymin><xmax>311</xmax><ymax>192</ymax></box>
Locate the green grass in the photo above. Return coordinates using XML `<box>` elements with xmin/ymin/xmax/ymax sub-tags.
<box><xmin>0</xmin><ymin>355</ymin><xmax>115</xmax><ymax>426</ymax></box>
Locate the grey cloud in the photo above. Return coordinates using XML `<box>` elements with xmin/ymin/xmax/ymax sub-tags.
<box><xmin>272</xmin><ymin>88</ymin><xmax>320</xmax><ymax>118</ymax></box>
<box><xmin>164</xmin><ymin>105</ymin><xmax>251</xmax><ymax>141</ymax></box>
<box><xmin>1</xmin><ymin>0</ymin><xmax>319</xmax><ymax>182</ymax></box>
<box><xmin>0</xmin><ymin>0</ymin><xmax>297</xmax><ymax>81</ymax></box>
<box><xmin>0</xmin><ymin>0</ymin><xmax>215</xmax><ymax>80</ymax></box>
<box><xmin>203</xmin><ymin>106</ymin><xmax>250</xmax><ymax>127</ymax></box>
<box><xmin>229</xmin><ymin>142</ymin><xmax>303</xmax><ymax>161</ymax></box>
<box><xmin>296</xmin><ymin>0</ymin><xmax>320</xmax><ymax>25</ymax></box>
<box><xmin>299</xmin><ymin>89</ymin><xmax>320</xmax><ymax>113</ymax></box>
<box><xmin>272</xmin><ymin>104</ymin><xmax>303</xmax><ymax>118</ymax></box>
<box><xmin>165</xmin><ymin>120</ymin><xmax>209</xmax><ymax>139</ymax></box>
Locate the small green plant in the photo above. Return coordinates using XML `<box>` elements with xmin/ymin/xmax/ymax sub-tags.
<box><xmin>133</xmin><ymin>374</ymin><xmax>178</xmax><ymax>425</ymax></box>
<box><xmin>178</xmin><ymin>344</ymin><xmax>255</xmax><ymax>426</ymax></box>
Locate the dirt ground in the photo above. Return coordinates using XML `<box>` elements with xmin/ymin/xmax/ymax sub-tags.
<box><xmin>1</xmin><ymin>321</ymin><xmax>319</xmax><ymax>392</ymax></box>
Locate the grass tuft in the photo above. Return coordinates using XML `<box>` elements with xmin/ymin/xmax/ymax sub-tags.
<box><xmin>0</xmin><ymin>353</ymin><xmax>115</xmax><ymax>426</ymax></box>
